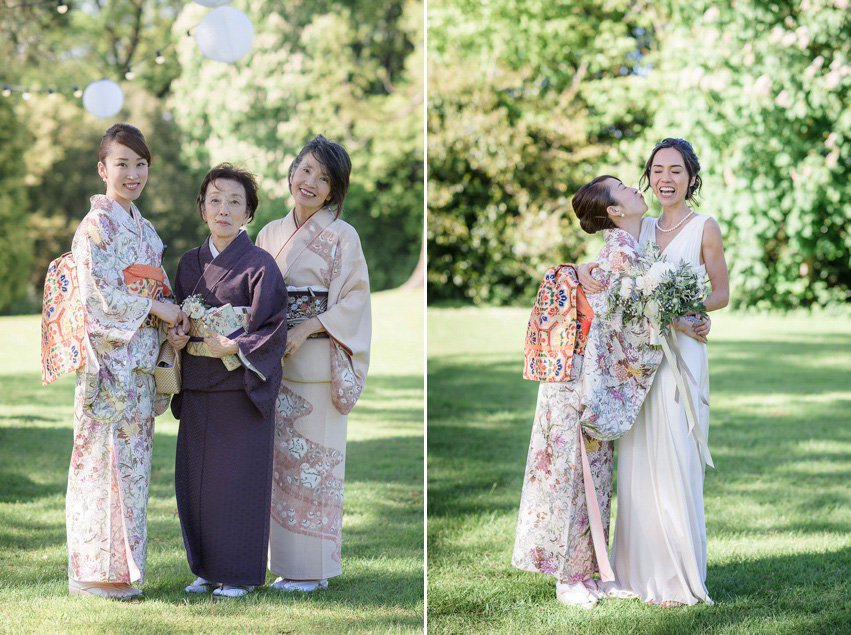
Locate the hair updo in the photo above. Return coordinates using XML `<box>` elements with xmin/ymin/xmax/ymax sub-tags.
<box><xmin>639</xmin><ymin>138</ymin><xmax>702</xmax><ymax>204</ymax></box>
<box><xmin>571</xmin><ymin>175</ymin><xmax>620</xmax><ymax>234</ymax></box>
<box><xmin>98</xmin><ymin>123</ymin><xmax>152</xmax><ymax>166</ymax></box>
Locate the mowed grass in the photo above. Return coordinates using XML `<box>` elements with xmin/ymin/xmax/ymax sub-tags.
<box><xmin>427</xmin><ymin>308</ymin><xmax>851</xmax><ymax>634</ymax></box>
<box><xmin>0</xmin><ymin>288</ymin><xmax>424</xmax><ymax>634</ymax></box>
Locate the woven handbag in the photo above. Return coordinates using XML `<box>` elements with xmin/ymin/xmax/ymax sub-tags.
<box><xmin>154</xmin><ymin>342</ymin><xmax>181</xmax><ymax>394</ymax></box>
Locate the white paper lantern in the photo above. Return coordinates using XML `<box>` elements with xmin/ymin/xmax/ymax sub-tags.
<box><xmin>82</xmin><ymin>80</ymin><xmax>124</xmax><ymax>118</ymax></box>
<box><xmin>196</xmin><ymin>6</ymin><xmax>254</xmax><ymax>64</ymax></box>
<box><xmin>193</xmin><ymin>0</ymin><xmax>232</xmax><ymax>6</ymax></box>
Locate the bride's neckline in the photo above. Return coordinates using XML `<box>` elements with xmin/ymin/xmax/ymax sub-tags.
<box><xmin>649</xmin><ymin>214</ymin><xmax>700</xmax><ymax>256</ymax></box>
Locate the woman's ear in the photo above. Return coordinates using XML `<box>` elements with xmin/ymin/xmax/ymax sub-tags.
<box><xmin>97</xmin><ymin>162</ymin><xmax>107</xmax><ymax>182</ymax></box>
<box><xmin>607</xmin><ymin>205</ymin><xmax>624</xmax><ymax>219</ymax></box>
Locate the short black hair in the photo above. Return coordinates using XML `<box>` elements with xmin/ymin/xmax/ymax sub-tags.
<box><xmin>196</xmin><ymin>163</ymin><xmax>260</xmax><ymax>223</ymax></box>
<box><xmin>639</xmin><ymin>138</ymin><xmax>702</xmax><ymax>205</ymax></box>
<box><xmin>288</xmin><ymin>135</ymin><xmax>352</xmax><ymax>218</ymax></box>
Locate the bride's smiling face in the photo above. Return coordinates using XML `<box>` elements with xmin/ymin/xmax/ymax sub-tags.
<box><xmin>605</xmin><ymin>178</ymin><xmax>648</xmax><ymax>218</ymax></box>
<box><xmin>649</xmin><ymin>147</ymin><xmax>695</xmax><ymax>206</ymax></box>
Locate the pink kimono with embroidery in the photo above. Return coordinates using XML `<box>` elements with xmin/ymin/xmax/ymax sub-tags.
<box><xmin>513</xmin><ymin>228</ymin><xmax>662</xmax><ymax>583</ymax></box>
<box><xmin>255</xmin><ymin>206</ymin><xmax>371</xmax><ymax>580</ymax></box>
<box><xmin>67</xmin><ymin>195</ymin><xmax>171</xmax><ymax>584</ymax></box>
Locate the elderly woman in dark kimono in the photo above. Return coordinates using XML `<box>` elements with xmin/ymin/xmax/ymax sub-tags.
<box><xmin>167</xmin><ymin>164</ymin><xmax>288</xmax><ymax>598</ymax></box>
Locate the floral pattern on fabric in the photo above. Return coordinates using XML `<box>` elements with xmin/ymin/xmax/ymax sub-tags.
<box><xmin>41</xmin><ymin>253</ymin><xmax>86</xmax><ymax>385</ymax></box>
<box><xmin>512</xmin><ymin>367</ymin><xmax>614</xmax><ymax>583</ymax></box>
<box><xmin>271</xmin><ymin>385</ymin><xmax>344</xmax><ymax>562</ymax></box>
<box><xmin>330</xmin><ymin>340</ymin><xmax>361</xmax><ymax>416</ymax></box>
<box><xmin>578</xmin><ymin>229</ymin><xmax>664</xmax><ymax>441</ymax></box>
<box><xmin>65</xmin><ymin>195</ymin><xmax>170</xmax><ymax>584</ymax></box>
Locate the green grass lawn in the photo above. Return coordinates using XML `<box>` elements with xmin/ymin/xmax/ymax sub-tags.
<box><xmin>428</xmin><ymin>308</ymin><xmax>851</xmax><ymax>634</ymax></box>
<box><xmin>0</xmin><ymin>288</ymin><xmax>424</xmax><ymax>634</ymax></box>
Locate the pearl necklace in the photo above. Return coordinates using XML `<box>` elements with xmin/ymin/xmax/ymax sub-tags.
<box><xmin>656</xmin><ymin>209</ymin><xmax>695</xmax><ymax>233</ymax></box>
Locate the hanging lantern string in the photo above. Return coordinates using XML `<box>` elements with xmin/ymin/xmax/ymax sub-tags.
<box><xmin>9</xmin><ymin>0</ymin><xmax>68</xmax><ymax>11</ymax></box>
<box><xmin>1</xmin><ymin>24</ymin><xmax>198</xmax><ymax>97</ymax></box>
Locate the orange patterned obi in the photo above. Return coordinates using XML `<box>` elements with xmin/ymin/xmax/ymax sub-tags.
<box><xmin>523</xmin><ymin>264</ymin><xmax>594</xmax><ymax>382</ymax></box>
<box><xmin>123</xmin><ymin>264</ymin><xmax>171</xmax><ymax>329</ymax></box>
<box><xmin>41</xmin><ymin>253</ymin><xmax>85</xmax><ymax>385</ymax></box>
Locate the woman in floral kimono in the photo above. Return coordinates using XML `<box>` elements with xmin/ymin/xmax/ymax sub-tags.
<box><xmin>580</xmin><ymin>139</ymin><xmax>728</xmax><ymax>606</ymax></box>
<box><xmin>513</xmin><ymin>176</ymin><xmax>664</xmax><ymax>608</ymax></box>
<box><xmin>67</xmin><ymin>123</ymin><xmax>185</xmax><ymax>599</ymax></box>
<box><xmin>255</xmin><ymin>135</ymin><xmax>371</xmax><ymax>592</ymax></box>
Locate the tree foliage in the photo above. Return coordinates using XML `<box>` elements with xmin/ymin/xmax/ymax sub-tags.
<box><xmin>428</xmin><ymin>0</ymin><xmax>655</xmax><ymax>304</ymax></box>
<box><xmin>170</xmin><ymin>0</ymin><xmax>424</xmax><ymax>292</ymax></box>
<box><xmin>428</xmin><ymin>0</ymin><xmax>851</xmax><ymax>309</ymax></box>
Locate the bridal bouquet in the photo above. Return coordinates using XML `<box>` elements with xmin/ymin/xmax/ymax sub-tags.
<box><xmin>606</xmin><ymin>242</ymin><xmax>708</xmax><ymax>335</ymax></box>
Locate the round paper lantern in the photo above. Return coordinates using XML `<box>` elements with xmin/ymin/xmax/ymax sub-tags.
<box><xmin>193</xmin><ymin>0</ymin><xmax>232</xmax><ymax>6</ymax></box>
<box><xmin>82</xmin><ymin>80</ymin><xmax>124</xmax><ymax>118</ymax></box>
<box><xmin>196</xmin><ymin>6</ymin><xmax>254</xmax><ymax>63</ymax></box>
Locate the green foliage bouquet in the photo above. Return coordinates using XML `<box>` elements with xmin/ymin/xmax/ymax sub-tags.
<box><xmin>606</xmin><ymin>242</ymin><xmax>708</xmax><ymax>336</ymax></box>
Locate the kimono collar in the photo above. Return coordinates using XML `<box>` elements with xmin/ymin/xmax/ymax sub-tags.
<box><xmin>274</xmin><ymin>207</ymin><xmax>337</xmax><ymax>276</ymax></box>
<box><xmin>192</xmin><ymin>230</ymin><xmax>254</xmax><ymax>302</ymax></box>
<box><xmin>603</xmin><ymin>227</ymin><xmax>640</xmax><ymax>250</ymax></box>
<box><xmin>208</xmin><ymin>229</ymin><xmax>247</xmax><ymax>259</ymax></box>
<box><xmin>90</xmin><ymin>194</ymin><xmax>142</xmax><ymax>231</ymax></box>
<box><xmin>200</xmin><ymin>229</ymin><xmax>252</xmax><ymax>268</ymax></box>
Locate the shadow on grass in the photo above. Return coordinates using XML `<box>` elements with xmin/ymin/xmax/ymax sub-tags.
<box><xmin>0</xmin><ymin>375</ymin><xmax>423</xmax><ymax>611</ymax></box>
<box><xmin>429</xmin><ymin>548</ymin><xmax>851</xmax><ymax>633</ymax></box>
<box><xmin>427</xmin><ymin>348</ymin><xmax>851</xmax><ymax>527</ymax></box>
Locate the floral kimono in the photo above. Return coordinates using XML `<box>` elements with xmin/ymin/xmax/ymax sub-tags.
<box><xmin>255</xmin><ymin>206</ymin><xmax>371</xmax><ymax>581</ymax></box>
<box><xmin>512</xmin><ymin>228</ymin><xmax>662</xmax><ymax>584</ymax></box>
<box><xmin>66</xmin><ymin>195</ymin><xmax>171</xmax><ymax>584</ymax></box>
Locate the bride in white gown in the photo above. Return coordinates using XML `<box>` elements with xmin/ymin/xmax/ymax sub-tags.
<box><xmin>581</xmin><ymin>138</ymin><xmax>729</xmax><ymax>606</ymax></box>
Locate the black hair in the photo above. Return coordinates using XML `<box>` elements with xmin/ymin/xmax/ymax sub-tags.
<box><xmin>288</xmin><ymin>135</ymin><xmax>352</xmax><ymax>218</ymax></box>
<box><xmin>639</xmin><ymin>138</ymin><xmax>702</xmax><ymax>204</ymax></box>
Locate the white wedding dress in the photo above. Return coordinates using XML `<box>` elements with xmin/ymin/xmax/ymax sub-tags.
<box><xmin>611</xmin><ymin>214</ymin><xmax>713</xmax><ymax>605</ymax></box>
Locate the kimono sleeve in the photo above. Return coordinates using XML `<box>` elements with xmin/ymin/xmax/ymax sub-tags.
<box><xmin>316</xmin><ymin>225</ymin><xmax>372</xmax><ymax>415</ymax></box>
<box><xmin>236</xmin><ymin>253</ymin><xmax>289</xmax><ymax>419</ymax></box>
<box><xmin>72</xmin><ymin>210</ymin><xmax>153</xmax><ymax>352</ymax></box>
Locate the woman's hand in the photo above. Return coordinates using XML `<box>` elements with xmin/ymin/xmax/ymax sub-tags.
<box><xmin>673</xmin><ymin>316</ymin><xmax>708</xmax><ymax>344</ymax></box>
<box><xmin>284</xmin><ymin>317</ymin><xmax>325</xmax><ymax>359</ymax></box>
<box><xmin>167</xmin><ymin>324</ymin><xmax>190</xmax><ymax>351</ymax></box>
<box><xmin>577</xmin><ymin>263</ymin><xmax>604</xmax><ymax>294</ymax></box>
<box><xmin>204</xmin><ymin>332</ymin><xmax>239</xmax><ymax>358</ymax></box>
<box><xmin>151</xmin><ymin>301</ymin><xmax>190</xmax><ymax>331</ymax></box>
<box><xmin>689</xmin><ymin>313</ymin><xmax>711</xmax><ymax>339</ymax></box>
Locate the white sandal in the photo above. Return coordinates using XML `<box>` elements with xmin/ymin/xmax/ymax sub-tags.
<box><xmin>556</xmin><ymin>581</ymin><xmax>597</xmax><ymax>609</ymax></box>
<box><xmin>213</xmin><ymin>585</ymin><xmax>253</xmax><ymax>598</ymax></box>
<box><xmin>185</xmin><ymin>577</ymin><xmax>220</xmax><ymax>593</ymax></box>
<box><xmin>270</xmin><ymin>577</ymin><xmax>328</xmax><ymax>592</ymax></box>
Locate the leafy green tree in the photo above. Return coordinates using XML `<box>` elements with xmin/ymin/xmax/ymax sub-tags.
<box><xmin>0</xmin><ymin>99</ymin><xmax>33</xmax><ymax>312</ymax></box>
<box><xmin>428</xmin><ymin>0</ymin><xmax>655</xmax><ymax>304</ymax></box>
<box><xmin>633</xmin><ymin>1</ymin><xmax>851</xmax><ymax>309</ymax></box>
<box><xmin>170</xmin><ymin>0</ymin><xmax>424</xmax><ymax>291</ymax></box>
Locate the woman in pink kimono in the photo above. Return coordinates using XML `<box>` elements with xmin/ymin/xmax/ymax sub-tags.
<box><xmin>513</xmin><ymin>176</ymin><xmax>665</xmax><ymax>608</ymax></box>
<box><xmin>66</xmin><ymin>124</ymin><xmax>186</xmax><ymax>599</ymax></box>
<box><xmin>255</xmin><ymin>135</ymin><xmax>371</xmax><ymax>592</ymax></box>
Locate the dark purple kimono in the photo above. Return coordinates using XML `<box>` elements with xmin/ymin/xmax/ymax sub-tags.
<box><xmin>171</xmin><ymin>231</ymin><xmax>288</xmax><ymax>586</ymax></box>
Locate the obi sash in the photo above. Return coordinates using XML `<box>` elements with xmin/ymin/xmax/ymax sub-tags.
<box><xmin>523</xmin><ymin>264</ymin><xmax>593</xmax><ymax>382</ymax></box>
<box><xmin>123</xmin><ymin>263</ymin><xmax>171</xmax><ymax>329</ymax></box>
<box><xmin>287</xmin><ymin>286</ymin><xmax>330</xmax><ymax>339</ymax></box>
<box><xmin>41</xmin><ymin>252</ymin><xmax>85</xmax><ymax>385</ymax></box>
